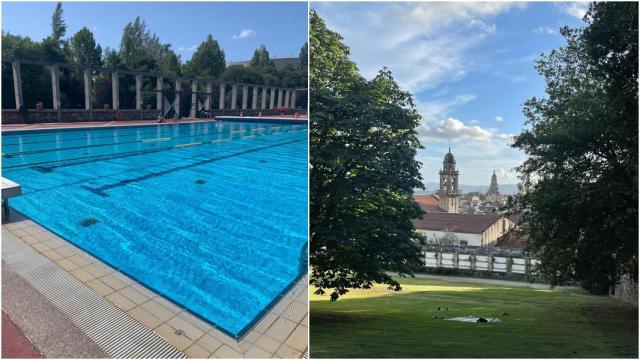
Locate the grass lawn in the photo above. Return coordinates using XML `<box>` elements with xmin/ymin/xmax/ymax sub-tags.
<box><xmin>310</xmin><ymin>275</ymin><xmax>638</xmax><ymax>358</ymax></box>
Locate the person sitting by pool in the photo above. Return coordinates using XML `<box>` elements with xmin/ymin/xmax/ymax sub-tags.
<box><xmin>278</xmin><ymin>105</ymin><xmax>286</xmax><ymax>115</ymax></box>
<box><xmin>157</xmin><ymin>114</ymin><xmax>165</xmax><ymax>123</ymax></box>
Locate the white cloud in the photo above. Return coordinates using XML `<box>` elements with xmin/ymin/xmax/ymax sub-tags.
<box><xmin>495</xmin><ymin>116</ymin><xmax>504</xmax><ymax>122</ymax></box>
<box><xmin>416</xmin><ymin>93</ymin><xmax>477</xmax><ymax>121</ymax></box>
<box><xmin>419</xmin><ymin>117</ymin><xmax>493</xmax><ymax>143</ymax></box>
<box><xmin>314</xmin><ymin>2</ymin><xmax>527</xmax><ymax>93</ymax></box>
<box><xmin>232</xmin><ymin>29</ymin><xmax>256</xmax><ymax>40</ymax></box>
<box><xmin>556</xmin><ymin>2</ymin><xmax>589</xmax><ymax>20</ymax></box>
<box><xmin>533</xmin><ymin>26</ymin><xmax>557</xmax><ymax>35</ymax></box>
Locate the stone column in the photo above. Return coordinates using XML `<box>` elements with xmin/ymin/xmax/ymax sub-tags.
<box><xmin>269</xmin><ymin>88</ymin><xmax>276</xmax><ymax>109</ymax></box>
<box><xmin>190</xmin><ymin>79</ymin><xmax>198</xmax><ymax>118</ymax></box>
<box><xmin>261</xmin><ymin>87</ymin><xmax>267</xmax><ymax>110</ymax></box>
<box><xmin>277</xmin><ymin>88</ymin><xmax>283</xmax><ymax>107</ymax></box>
<box><xmin>251</xmin><ymin>86</ymin><xmax>258</xmax><ymax>110</ymax></box>
<box><xmin>174</xmin><ymin>78</ymin><xmax>181</xmax><ymax>117</ymax></box>
<box><xmin>156</xmin><ymin>77</ymin><xmax>163</xmax><ymax>112</ymax></box>
<box><xmin>111</xmin><ymin>71</ymin><xmax>119</xmax><ymax>110</ymax></box>
<box><xmin>290</xmin><ymin>89</ymin><xmax>297</xmax><ymax>109</ymax></box>
<box><xmin>231</xmin><ymin>84</ymin><xmax>238</xmax><ymax>110</ymax></box>
<box><xmin>284</xmin><ymin>89</ymin><xmax>291</xmax><ymax>109</ymax></box>
<box><xmin>219</xmin><ymin>83</ymin><xmax>226</xmax><ymax>110</ymax></box>
<box><xmin>241</xmin><ymin>85</ymin><xmax>248</xmax><ymax>110</ymax></box>
<box><xmin>135</xmin><ymin>74</ymin><xmax>142</xmax><ymax>110</ymax></box>
<box><xmin>11</xmin><ymin>61</ymin><xmax>23</xmax><ymax>109</ymax></box>
<box><xmin>205</xmin><ymin>81</ymin><xmax>213</xmax><ymax>112</ymax></box>
<box><xmin>51</xmin><ymin>65</ymin><xmax>61</xmax><ymax>110</ymax></box>
<box><xmin>84</xmin><ymin>69</ymin><xmax>92</xmax><ymax>110</ymax></box>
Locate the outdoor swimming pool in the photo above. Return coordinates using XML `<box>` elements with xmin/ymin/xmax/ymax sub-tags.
<box><xmin>1</xmin><ymin>121</ymin><xmax>308</xmax><ymax>337</ymax></box>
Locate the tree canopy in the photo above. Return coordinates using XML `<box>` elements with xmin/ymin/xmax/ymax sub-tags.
<box><xmin>249</xmin><ymin>45</ymin><xmax>277</xmax><ymax>75</ymax></box>
<box><xmin>310</xmin><ymin>10</ymin><xmax>425</xmax><ymax>301</ymax></box>
<box><xmin>50</xmin><ymin>2</ymin><xmax>66</xmax><ymax>44</ymax></box>
<box><xmin>69</xmin><ymin>27</ymin><xmax>102</xmax><ymax>67</ymax></box>
<box><xmin>183</xmin><ymin>35</ymin><xmax>226</xmax><ymax>77</ymax></box>
<box><xmin>510</xmin><ymin>1</ymin><xmax>638</xmax><ymax>294</ymax></box>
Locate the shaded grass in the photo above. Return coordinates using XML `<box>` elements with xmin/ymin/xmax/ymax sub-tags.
<box><xmin>310</xmin><ymin>276</ymin><xmax>638</xmax><ymax>358</ymax></box>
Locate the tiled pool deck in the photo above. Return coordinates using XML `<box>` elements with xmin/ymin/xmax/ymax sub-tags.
<box><xmin>2</xmin><ymin>210</ymin><xmax>308</xmax><ymax>358</ymax></box>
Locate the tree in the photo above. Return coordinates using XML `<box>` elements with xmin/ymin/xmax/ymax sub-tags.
<box><xmin>69</xmin><ymin>27</ymin><xmax>102</xmax><ymax>67</ymax></box>
<box><xmin>51</xmin><ymin>2</ymin><xmax>66</xmax><ymax>44</ymax></box>
<box><xmin>298</xmin><ymin>42</ymin><xmax>308</xmax><ymax>71</ymax></box>
<box><xmin>510</xmin><ymin>2</ymin><xmax>638</xmax><ymax>294</ymax></box>
<box><xmin>310</xmin><ymin>10</ymin><xmax>425</xmax><ymax>301</ymax></box>
<box><xmin>249</xmin><ymin>45</ymin><xmax>277</xmax><ymax>75</ymax></box>
<box><xmin>183</xmin><ymin>35</ymin><xmax>226</xmax><ymax>77</ymax></box>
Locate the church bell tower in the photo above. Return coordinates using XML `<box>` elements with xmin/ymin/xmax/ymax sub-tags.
<box><xmin>437</xmin><ymin>145</ymin><xmax>460</xmax><ymax>213</ymax></box>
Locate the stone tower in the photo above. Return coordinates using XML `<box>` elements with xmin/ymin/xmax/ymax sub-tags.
<box><xmin>486</xmin><ymin>169</ymin><xmax>501</xmax><ymax>202</ymax></box>
<box><xmin>437</xmin><ymin>146</ymin><xmax>460</xmax><ymax>213</ymax></box>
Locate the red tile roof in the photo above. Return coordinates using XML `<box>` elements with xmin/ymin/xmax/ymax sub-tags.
<box><xmin>413</xmin><ymin>212</ymin><xmax>503</xmax><ymax>234</ymax></box>
<box><xmin>413</xmin><ymin>194</ymin><xmax>445</xmax><ymax>213</ymax></box>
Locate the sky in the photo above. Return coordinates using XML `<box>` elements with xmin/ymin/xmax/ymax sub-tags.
<box><xmin>312</xmin><ymin>1</ymin><xmax>588</xmax><ymax>187</ymax></box>
<box><xmin>1</xmin><ymin>1</ymin><xmax>308</xmax><ymax>63</ymax></box>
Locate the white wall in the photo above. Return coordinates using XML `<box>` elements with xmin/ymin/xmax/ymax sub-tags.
<box><xmin>418</xmin><ymin>229</ymin><xmax>482</xmax><ymax>246</ymax></box>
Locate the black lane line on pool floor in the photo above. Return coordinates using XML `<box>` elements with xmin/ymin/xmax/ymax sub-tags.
<box><xmin>81</xmin><ymin>137</ymin><xmax>307</xmax><ymax>197</ymax></box>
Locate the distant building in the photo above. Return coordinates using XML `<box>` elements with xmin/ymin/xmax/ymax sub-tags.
<box><xmin>486</xmin><ymin>170</ymin><xmax>501</xmax><ymax>202</ymax></box>
<box><xmin>413</xmin><ymin>213</ymin><xmax>515</xmax><ymax>247</ymax></box>
<box><xmin>436</xmin><ymin>147</ymin><xmax>461</xmax><ymax>213</ymax></box>
<box><xmin>226</xmin><ymin>58</ymin><xmax>300</xmax><ymax>71</ymax></box>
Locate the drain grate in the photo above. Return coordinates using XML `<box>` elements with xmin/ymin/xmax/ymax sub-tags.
<box><xmin>2</xmin><ymin>230</ymin><xmax>185</xmax><ymax>358</ymax></box>
<box><xmin>194</xmin><ymin>179</ymin><xmax>205</xmax><ymax>185</ymax></box>
<box><xmin>79</xmin><ymin>218</ymin><xmax>99</xmax><ymax>227</ymax></box>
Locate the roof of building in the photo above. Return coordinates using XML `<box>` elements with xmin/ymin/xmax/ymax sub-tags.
<box><xmin>413</xmin><ymin>194</ymin><xmax>445</xmax><ymax>213</ymax></box>
<box><xmin>226</xmin><ymin>58</ymin><xmax>300</xmax><ymax>71</ymax></box>
<box><xmin>413</xmin><ymin>212</ymin><xmax>504</xmax><ymax>234</ymax></box>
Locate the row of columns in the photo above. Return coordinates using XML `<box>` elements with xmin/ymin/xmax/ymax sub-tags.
<box><xmin>8</xmin><ymin>61</ymin><xmax>298</xmax><ymax>114</ymax></box>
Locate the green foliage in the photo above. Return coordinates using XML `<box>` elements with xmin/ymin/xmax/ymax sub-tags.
<box><xmin>183</xmin><ymin>35</ymin><xmax>226</xmax><ymax>77</ymax></box>
<box><xmin>510</xmin><ymin>2</ymin><xmax>638</xmax><ymax>294</ymax></box>
<box><xmin>50</xmin><ymin>2</ymin><xmax>66</xmax><ymax>44</ymax></box>
<box><xmin>69</xmin><ymin>27</ymin><xmax>102</xmax><ymax>67</ymax></box>
<box><xmin>298</xmin><ymin>42</ymin><xmax>308</xmax><ymax>71</ymax></box>
<box><xmin>249</xmin><ymin>45</ymin><xmax>277</xmax><ymax>75</ymax></box>
<box><xmin>310</xmin><ymin>10</ymin><xmax>425</xmax><ymax>301</ymax></box>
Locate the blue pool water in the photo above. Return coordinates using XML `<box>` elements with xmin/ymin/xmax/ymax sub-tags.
<box><xmin>1</xmin><ymin>121</ymin><xmax>308</xmax><ymax>337</ymax></box>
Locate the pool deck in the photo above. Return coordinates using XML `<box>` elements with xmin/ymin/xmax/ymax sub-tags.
<box><xmin>1</xmin><ymin>115</ymin><xmax>308</xmax><ymax>132</ymax></box>
<box><xmin>2</xmin><ymin>209</ymin><xmax>308</xmax><ymax>358</ymax></box>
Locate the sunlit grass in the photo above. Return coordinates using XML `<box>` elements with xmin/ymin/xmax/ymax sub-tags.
<box><xmin>310</xmin><ymin>276</ymin><xmax>638</xmax><ymax>358</ymax></box>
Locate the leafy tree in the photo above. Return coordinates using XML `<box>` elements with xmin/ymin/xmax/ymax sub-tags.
<box><xmin>184</xmin><ymin>35</ymin><xmax>226</xmax><ymax>77</ymax></box>
<box><xmin>298</xmin><ymin>42</ymin><xmax>308</xmax><ymax>71</ymax></box>
<box><xmin>310</xmin><ymin>10</ymin><xmax>425</xmax><ymax>301</ymax></box>
<box><xmin>119</xmin><ymin>17</ymin><xmax>148</xmax><ymax>69</ymax></box>
<box><xmin>69</xmin><ymin>27</ymin><xmax>102</xmax><ymax>67</ymax></box>
<box><xmin>249</xmin><ymin>45</ymin><xmax>277</xmax><ymax>75</ymax></box>
<box><xmin>510</xmin><ymin>2</ymin><xmax>638</xmax><ymax>294</ymax></box>
<box><xmin>51</xmin><ymin>2</ymin><xmax>66</xmax><ymax>44</ymax></box>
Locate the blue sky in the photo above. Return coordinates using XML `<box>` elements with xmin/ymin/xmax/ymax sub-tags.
<box><xmin>313</xmin><ymin>1</ymin><xmax>588</xmax><ymax>186</ymax></box>
<box><xmin>2</xmin><ymin>1</ymin><xmax>308</xmax><ymax>63</ymax></box>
